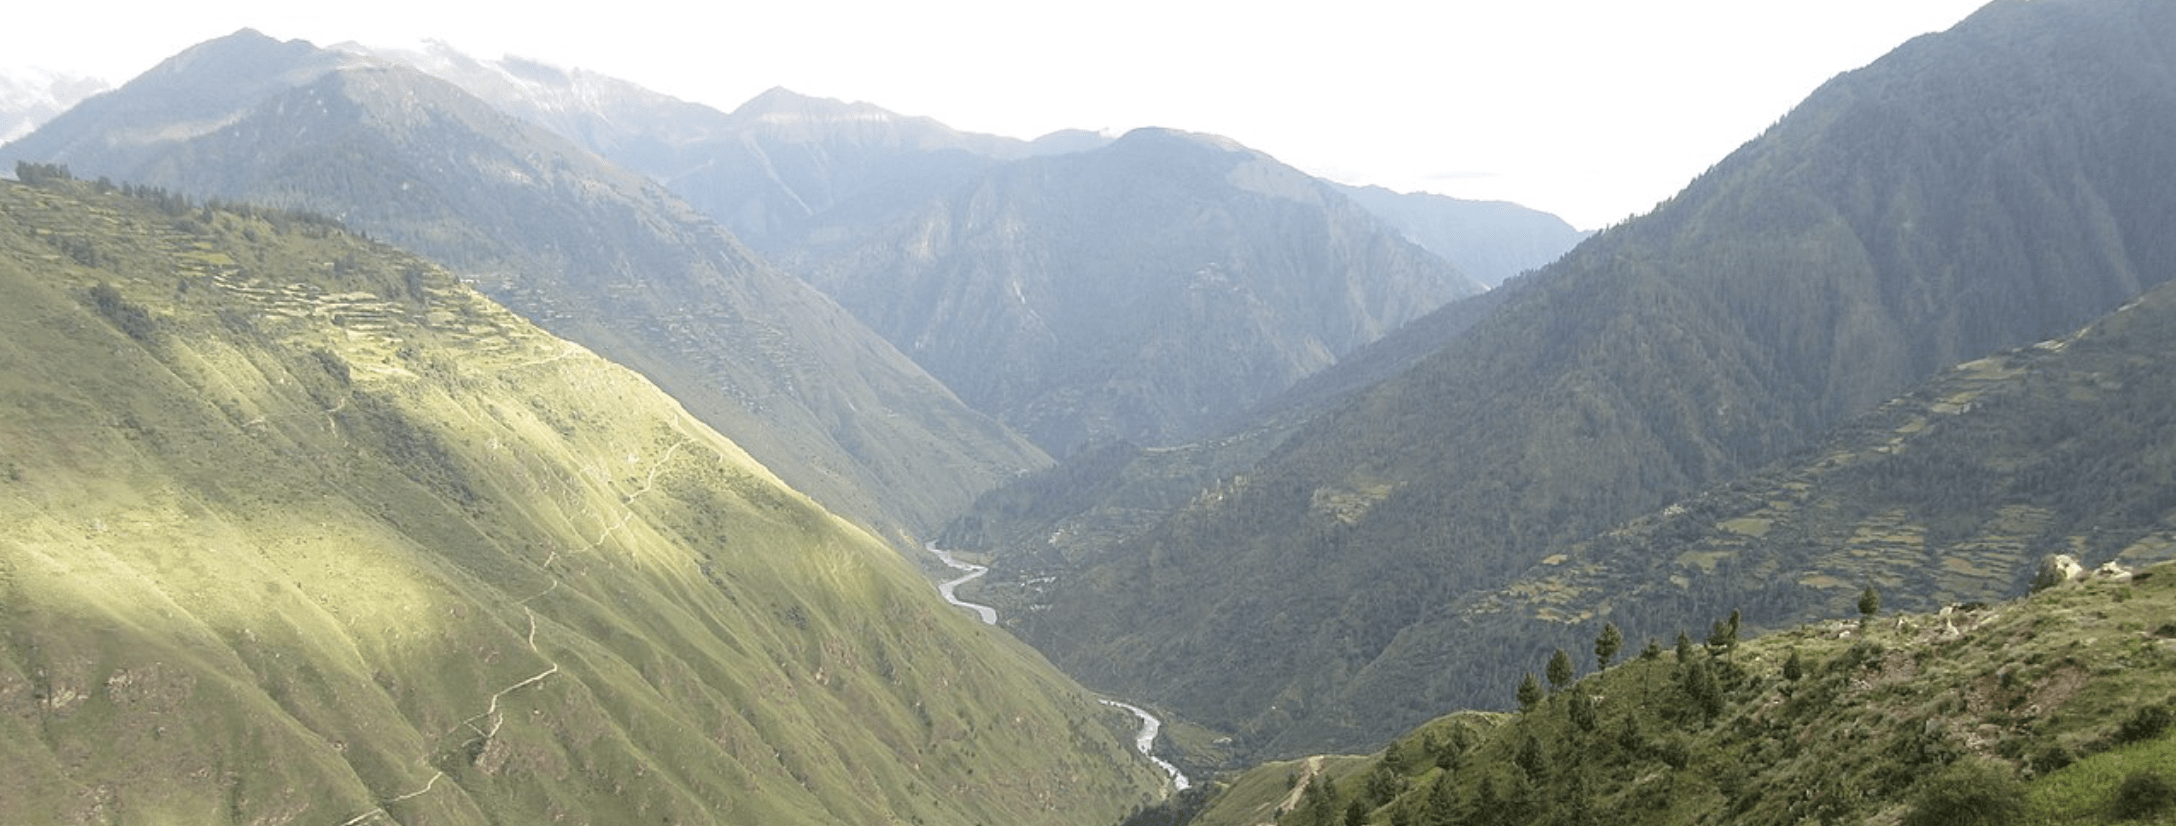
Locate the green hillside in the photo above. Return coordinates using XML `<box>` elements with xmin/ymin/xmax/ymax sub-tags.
<box><xmin>1412</xmin><ymin>272</ymin><xmax>2176</xmax><ymax>720</ymax></box>
<box><xmin>1168</xmin><ymin>562</ymin><xmax>2176</xmax><ymax>826</ymax></box>
<box><xmin>997</xmin><ymin>0</ymin><xmax>2176</xmax><ymax>756</ymax></box>
<box><xmin>0</xmin><ymin>173</ymin><xmax>1164</xmax><ymax>824</ymax></box>
<box><xmin>1</xmin><ymin>30</ymin><xmax>1050</xmax><ymax>546</ymax></box>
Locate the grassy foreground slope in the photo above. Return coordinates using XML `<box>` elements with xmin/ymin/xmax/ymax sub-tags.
<box><xmin>0</xmin><ymin>174</ymin><xmax>1163</xmax><ymax>825</ymax></box>
<box><xmin>1177</xmin><ymin>562</ymin><xmax>2176</xmax><ymax>826</ymax></box>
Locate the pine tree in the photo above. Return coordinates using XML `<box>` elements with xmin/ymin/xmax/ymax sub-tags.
<box><xmin>1859</xmin><ymin>586</ymin><xmax>1882</xmax><ymax>624</ymax></box>
<box><xmin>1547</xmin><ymin>648</ymin><xmax>1575</xmax><ymax>692</ymax></box>
<box><xmin>1782</xmin><ymin>648</ymin><xmax>1805</xmax><ymax>682</ymax></box>
<box><xmin>1517</xmin><ymin>672</ymin><xmax>1545</xmax><ymax>712</ymax></box>
<box><xmin>1595</xmin><ymin>622</ymin><xmax>1624</xmax><ymax>670</ymax></box>
<box><xmin>1423</xmin><ymin>772</ymin><xmax>1458</xmax><ymax>826</ymax></box>
<box><xmin>1567</xmin><ymin>688</ymin><xmax>1598</xmax><ymax>733</ymax></box>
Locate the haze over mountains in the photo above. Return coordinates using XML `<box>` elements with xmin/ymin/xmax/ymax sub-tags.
<box><xmin>10</xmin><ymin>0</ymin><xmax>2176</xmax><ymax>821</ymax></box>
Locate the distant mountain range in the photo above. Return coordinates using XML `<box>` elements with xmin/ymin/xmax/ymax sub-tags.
<box><xmin>0</xmin><ymin>68</ymin><xmax>106</xmax><ymax>143</ymax></box>
<box><xmin>354</xmin><ymin>49</ymin><xmax>1577</xmax><ymax>453</ymax></box>
<box><xmin>974</xmin><ymin>0</ymin><xmax>2176</xmax><ymax>757</ymax></box>
<box><xmin>1330</xmin><ymin>184</ymin><xmax>1589</xmax><ymax>288</ymax></box>
<box><xmin>796</xmin><ymin>126</ymin><xmax>1484</xmax><ymax>452</ymax></box>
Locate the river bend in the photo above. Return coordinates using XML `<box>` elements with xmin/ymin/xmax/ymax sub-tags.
<box><xmin>924</xmin><ymin>544</ymin><xmax>1190</xmax><ymax>791</ymax></box>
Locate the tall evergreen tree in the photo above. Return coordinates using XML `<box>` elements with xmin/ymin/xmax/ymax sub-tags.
<box><xmin>1595</xmin><ymin>622</ymin><xmax>1624</xmax><ymax>670</ymax></box>
<box><xmin>1547</xmin><ymin>648</ymin><xmax>1576</xmax><ymax>692</ymax></box>
<box><xmin>1517</xmin><ymin>672</ymin><xmax>1545</xmax><ymax>712</ymax></box>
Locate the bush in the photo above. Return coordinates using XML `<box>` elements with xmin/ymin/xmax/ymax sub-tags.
<box><xmin>1901</xmin><ymin>758</ymin><xmax>2024</xmax><ymax>826</ymax></box>
<box><xmin>2113</xmin><ymin>771</ymin><xmax>2175</xmax><ymax>820</ymax></box>
<box><xmin>2112</xmin><ymin>704</ymin><xmax>2172</xmax><ymax>746</ymax></box>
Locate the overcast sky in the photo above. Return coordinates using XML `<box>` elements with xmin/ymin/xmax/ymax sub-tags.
<box><xmin>11</xmin><ymin>0</ymin><xmax>1990</xmax><ymax>229</ymax></box>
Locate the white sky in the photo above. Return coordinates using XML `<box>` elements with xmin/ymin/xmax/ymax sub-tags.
<box><xmin>11</xmin><ymin>0</ymin><xmax>1989</xmax><ymax>229</ymax></box>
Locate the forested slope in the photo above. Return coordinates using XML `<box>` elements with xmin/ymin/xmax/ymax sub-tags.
<box><xmin>1008</xmin><ymin>0</ymin><xmax>2176</xmax><ymax>756</ymax></box>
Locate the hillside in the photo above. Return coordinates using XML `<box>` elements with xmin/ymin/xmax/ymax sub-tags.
<box><xmin>1393</xmin><ymin>270</ymin><xmax>2176</xmax><ymax>737</ymax></box>
<box><xmin>1168</xmin><ymin>562</ymin><xmax>2176</xmax><ymax>826</ymax></box>
<box><xmin>801</xmin><ymin>127</ymin><xmax>1484</xmax><ymax>453</ymax></box>
<box><xmin>0</xmin><ymin>174</ymin><xmax>1165</xmax><ymax>824</ymax></box>
<box><xmin>993</xmin><ymin>0</ymin><xmax>2176</xmax><ymax>756</ymax></box>
<box><xmin>0</xmin><ymin>30</ymin><xmax>1048</xmax><ymax>543</ymax></box>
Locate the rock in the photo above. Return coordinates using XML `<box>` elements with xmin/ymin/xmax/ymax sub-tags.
<box><xmin>2033</xmin><ymin>554</ymin><xmax>2087</xmax><ymax>591</ymax></box>
<box><xmin>2094</xmin><ymin>561</ymin><xmax>2134</xmax><ymax>582</ymax></box>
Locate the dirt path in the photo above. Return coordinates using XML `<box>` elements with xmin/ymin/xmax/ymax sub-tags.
<box><xmin>1256</xmin><ymin>755</ymin><xmax>1325</xmax><ymax>825</ymax></box>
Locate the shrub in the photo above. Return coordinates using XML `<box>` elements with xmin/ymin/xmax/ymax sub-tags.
<box><xmin>2113</xmin><ymin>771</ymin><xmax>2175</xmax><ymax>820</ymax></box>
<box><xmin>1901</xmin><ymin>758</ymin><xmax>2024</xmax><ymax>826</ymax></box>
<box><xmin>2113</xmin><ymin>704</ymin><xmax>2172</xmax><ymax>746</ymax></box>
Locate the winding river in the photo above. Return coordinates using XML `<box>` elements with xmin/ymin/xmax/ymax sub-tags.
<box><xmin>924</xmin><ymin>543</ymin><xmax>1190</xmax><ymax>791</ymax></box>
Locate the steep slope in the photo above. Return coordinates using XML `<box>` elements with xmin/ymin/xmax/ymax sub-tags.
<box><xmin>1330</xmin><ymin>184</ymin><xmax>1589</xmax><ymax>288</ymax></box>
<box><xmin>803</xmin><ymin>127</ymin><xmax>1485</xmax><ymax>454</ymax></box>
<box><xmin>1</xmin><ymin>30</ymin><xmax>1049</xmax><ymax>541</ymax></box>
<box><xmin>0</xmin><ymin>175</ymin><xmax>1164</xmax><ymax>825</ymax></box>
<box><xmin>1179</xmin><ymin>564</ymin><xmax>2176</xmax><ymax>826</ymax></box>
<box><xmin>1003</xmin><ymin>0</ymin><xmax>2176</xmax><ymax>755</ymax></box>
<box><xmin>1415</xmin><ymin>272</ymin><xmax>2176</xmax><ymax>727</ymax></box>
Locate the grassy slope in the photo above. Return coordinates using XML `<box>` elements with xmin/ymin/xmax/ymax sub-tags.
<box><xmin>0</xmin><ymin>177</ymin><xmax>1164</xmax><ymax>825</ymax></box>
<box><xmin>1181</xmin><ymin>562</ymin><xmax>2176</xmax><ymax>826</ymax></box>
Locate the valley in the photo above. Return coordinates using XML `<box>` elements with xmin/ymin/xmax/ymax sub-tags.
<box><xmin>7</xmin><ymin>1</ymin><xmax>2176</xmax><ymax>824</ymax></box>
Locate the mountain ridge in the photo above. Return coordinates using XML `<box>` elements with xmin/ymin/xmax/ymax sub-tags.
<box><xmin>0</xmin><ymin>174</ymin><xmax>1164</xmax><ymax>825</ymax></box>
<box><xmin>994</xmin><ymin>0</ymin><xmax>2176</xmax><ymax>757</ymax></box>
<box><xmin>1</xmin><ymin>32</ymin><xmax>1050</xmax><ymax>543</ymax></box>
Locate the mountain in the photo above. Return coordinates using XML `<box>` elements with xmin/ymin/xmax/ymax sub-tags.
<box><xmin>800</xmin><ymin>127</ymin><xmax>1486</xmax><ymax>454</ymax></box>
<box><xmin>1171</xmin><ymin>563</ymin><xmax>2176</xmax><ymax>826</ymax></box>
<box><xmin>1330</xmin><ymin>184</ymin><xmax>1590</xmax><ymax>288</ymax></box>
<box><xmin>1</xmin><ymin>30</ymin><xmax>1049</xmax><ymax>542</ymax></box>
<box><xmin>357</xmin><ymin>42</ymin><xmax>1083</xmax><ymax>264</ymax></box>
<box><xmin>0</xmin><ymin>68</ymin><xmax>107</xmax><ymax>143</ymax></box>
<box><xmin>1421</xmin><ymin>270</ymin><xmax>2176</xmax><ymax>721</ymax></box>
<box><xmin>989</xmin><ymin>0</ymin><xmax>2176</xmax><ymax>756</ymax></box>
<box><xmin>0</xmin><ymin>174</ymin><xmax>1165</xmax><ymax>824</ymax></box>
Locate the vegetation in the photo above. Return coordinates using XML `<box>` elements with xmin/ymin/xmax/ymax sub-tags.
<box><xmin>1167</xmin><ymin>564</ymin><xmax>2176</xmax><ymax>826</ymax></box>
<box><xmin>0</xmin><ymin>29</ymin><xmax>1051</xmax><ymax>548</ymax></box>
<box><xmin>975</xmin><ymin>0</ymin><xmax>2176</xmax><ymax>759</ymax></box>
<box><xmin>0</xmin><ymin>177</ymin><xmax>1165</xmax><ymax>824</ymax></box>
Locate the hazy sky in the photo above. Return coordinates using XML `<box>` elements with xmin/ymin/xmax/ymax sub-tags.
<box><xmin>12</xmin><ymin>0</ymin><xmax>1989</xmax><ymax>228</ymax></box>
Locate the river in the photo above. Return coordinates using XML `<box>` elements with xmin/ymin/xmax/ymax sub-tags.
<box><xmin>924</xmin><ymin>543</ymin><xmax>1190</xmax><ymax>791</ymax></box>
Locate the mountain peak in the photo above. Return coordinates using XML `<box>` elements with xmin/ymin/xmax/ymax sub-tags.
<box><xmin>1113</xmin><ymin>125</ymin><xmax>1251</xmax><ymax>155</ymax></box>
<box><xmin>727</xmin><ymin>86</ymin><xmax>900</xmax><ymax>128</ymax></box>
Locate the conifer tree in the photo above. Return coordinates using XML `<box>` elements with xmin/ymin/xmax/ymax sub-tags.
<box><xmin>1517</xmin><ymin>672</ymin><xmax>1544</xmax><ymax>712</ymax></box>
<box><xmin>1859</xmin><ymin>585</ymin><xmax>1882</xmax><ymax>624</ymax></box>
<box><xmin>1547</xmin><ymin>648</ymin><xmax>1575</xmax><ymax>692</ymax></box>
<box><xmin>1423</xmin><ymin>772</ymin><xmax>1458</xmax><ymax>826</ymax></box>
<box><xmin>1595</xmin><ymin>622</ymin><xmax>1624</xmax><ymax>670</ymax></box>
